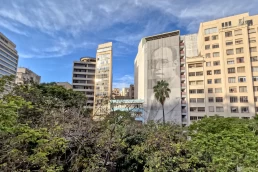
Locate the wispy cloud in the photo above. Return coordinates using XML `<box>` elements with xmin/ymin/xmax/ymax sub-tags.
<box><xmin>113</xmin><ymin>75</ymin><xmax>134</xmax><ymax>89</ymax></box>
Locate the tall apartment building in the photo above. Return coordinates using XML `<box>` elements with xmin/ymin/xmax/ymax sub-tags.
<box><xmin>121</xmin><ymin>87</ymin><xmax>129</xmax><ymax>97</ymax></box>
<box><xmin>129</xmin><ymin>84</ymin><xmax>134</xmax><ymax>99</ymax></box>
<box><xmin>15</xmin><ymin>67</ymin><xmax>41</xmax><ymax>84</ymax></box>
<box><xmin>187</xmin><ymin>13</ymin><xmax>258</xmax><ymax>124</ymax></box>
<box><xmin>0</xmin><ymin>32</ymin><xmax>18</xmax><ymax>76</ymax></box>
<box><xmin>93</xmin><ymin>42</ymin><xmax>113</xmax><ymax>118</ymax></box>
<box><xmin>72</xmin><ymin>57</ymin><xmax>96</xmax><ymax>109</ymax></box>
<box><xmin>134</xmin><ymin>31</ymin><xmax>197</xmax><ymax>124</ymax></box>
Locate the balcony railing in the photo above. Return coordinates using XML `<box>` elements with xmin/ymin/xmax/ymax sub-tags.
<box><xmin>180</xmin><ymin>43</ymin><xmax>184</xmax><ymax>46</ymax></box>
<box><xmin>182</xmin><ymin>109</ymin><xmax>187</xmax><ymax>113</ymax></box>
<box><xmin>181</xmin><ymin>75</ymin><xmax>186</xmax><ymax>78</ymax></box>
<box><xmin>181</xmin><ymin>92</ymin><xmax>186</xmax><ymax>95</ymax></box>
<box><xmin>181</xmin><ymin>101</ymin><xmax>186</xmax><ymax>104</ymax></box>
<box><xmin>181</xmin><ymin>83</ymin><xmax>186</xmax><ymax>87</ymax></box>
<box><xmin>180</xmin><ymin>51</ymin><xmax>185</xmax><ymax>54</ymax></box>
<box><xmin>180</xmin><ymin>67</ymin><xmax>185</xmax><ymax>70</ymax></box>
<box><xmin>180</xmin><ymin>59</ymin><xmax>185</xmax><ymax>62</ymax></box>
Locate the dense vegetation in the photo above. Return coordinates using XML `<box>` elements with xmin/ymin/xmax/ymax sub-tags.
<box><xmin>1</xmin><ymin>76</ymin><xmax>258</xmax><ymax>171</ymax></box>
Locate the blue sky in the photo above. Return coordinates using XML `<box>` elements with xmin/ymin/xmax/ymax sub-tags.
<box><xmin>0</xmin><ymin>0</ymin><xmax>257</xmax><ymax>89</ymax></box>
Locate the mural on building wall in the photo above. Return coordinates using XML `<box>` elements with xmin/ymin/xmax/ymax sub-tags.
<box><xmin>145</xmin><ymin>35</ymin><xmax>181</xmax><ymax>123</ymax></box>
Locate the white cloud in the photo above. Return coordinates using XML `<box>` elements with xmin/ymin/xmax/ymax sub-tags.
<box><xmin>113</xmin><ymin>75</ymin><xmax>134</xmax><ymax>89</ymax></box>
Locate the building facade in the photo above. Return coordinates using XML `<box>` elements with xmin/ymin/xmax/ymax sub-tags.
<box><xmin>56</xmin><ymin>82</ymin><xmax>72</xmax><ymax>89</ymax></box>
<box><xmin>129</xmin><ymin>84</ymin><xmax>134</xmax><ymax>99</ymax></box>
<box><xmin>72</xmin><ymin>57</ymin><xmax>96</xmax><ymax>109</ymax></box>
<box><xmin>187</xmin><ymin>13</ymin><xmax>258</xmax><ymax>124</ymax></box>
<box><xmin>134</xmin><ymin>31</ymin><xmax>197</xmax><ymax>124</ymax></box>
<box><xmin>15</xmin><ymin>67</ymin><xmax>41</xmax><ymax>84</ymax></box>
<box><xmin>121</xmin><ymin>87</ymin><xmax>129</xmax><ymax>97</ymax></box>
<box><xmin>0</xmin><ymin>32</ymin><xmax>18</xmax><ymax>77</ymax></box>
<box><xmin>93</xmin><ymin>42</ymin><xmax>113</xmax><ymax>118</ymax></box>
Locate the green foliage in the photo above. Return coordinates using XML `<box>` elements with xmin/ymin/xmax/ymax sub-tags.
<box><xmin>1</xmin><ymin>76</ymin><xmax>258</xmax><ymax>171</ymax></box>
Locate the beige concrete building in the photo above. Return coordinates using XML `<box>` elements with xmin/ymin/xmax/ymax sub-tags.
<box><xmin>0</xmin><ymin>32</ymin><xmax>18</xmax><ymax>76</ymax></box>
<box><xmin>93</xmin><ymin>42</ymin><xmax>113</xmax><ymax>118</ymax></box>
<box><xmin>15</xmin><ymin>67</ymin><xmax>41</xmax><ymax>84</ymax></box>
<box><xmin>56</xmin><ymin>82</ymin><xmax>72</xmax><ymax>89</ymax></box>
<box><xmin>187</xmin><ymin>13</ymin><xmax>258</xmax><ymax>124</ymax></box>
<box><xmin>72</xmin><ymin>57</ymin><xmax>96</xmax><ymax>109</ymax></box>
<box><xmin>134</xmin><ymin>31</ymin><xmax>197</xmax><ymax>124</ymax></box>
<box><xmin>112</xmin><ymin>88</ymin><xmax>121</xmax><ymax>98</ymax></box>
<box><xmin>121</xmin><ymin>87</ymin><xmax>129</xmax><ymax>97</ymax></box>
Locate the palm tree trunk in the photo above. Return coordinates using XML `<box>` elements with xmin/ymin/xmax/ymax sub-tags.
<box><xmin>162</xmin><ymin>104</ymin><xmax>165</xmax><ymax>124</ymax></box>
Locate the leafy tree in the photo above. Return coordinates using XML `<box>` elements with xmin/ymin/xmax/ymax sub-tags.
<box><xmin>153</xmin><ymin>80</ymin><xmax>171</xmax><ymax>124</ymax></box>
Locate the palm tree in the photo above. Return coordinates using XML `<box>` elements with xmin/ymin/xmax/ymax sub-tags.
<box><xmin>153</xmin><ymin>80</ymin><xmax>171</xmax><ymax>124</ymax></box>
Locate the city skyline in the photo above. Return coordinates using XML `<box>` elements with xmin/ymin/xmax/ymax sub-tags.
<box><xmin>0</xmin><ymin>0</ymin><xmax>258</xmax><ymax>89</ymax></box>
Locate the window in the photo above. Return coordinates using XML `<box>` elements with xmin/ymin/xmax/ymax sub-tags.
<box><xmin>248</xmin><ymin>28</ymin><xmax>256</xmax><ymax>34</ymax></box>
<box><xmin>212</xmin><ymin>35</ymin><xmax>218</xmax><ymax>40</ymax></box>
<box><xmin>208</xmin><ymin>88</ymin><xmax>213</xmax><ymax>93</ymax></box>
<box><xmin>250</xmin><ymin>47</ymin><xmax>257</xmax><ymax>52</ymax></box>
<box><xmin>205</xmin><ymin>27</ymin><xmax>218</xmax><ymax>35</ymax></box>
<box><xmin>255</xmin><ymin>97</ymin><xmax>258</xmax><ymax>102</ymax></box>
<box><xmin>216</xmin><ymin>97</ymin><xmax>223</xmax><ymax>102</ymax></box>
<box><xmin>239</xmin><ymin>76</ymin><xmax>246</xmax><ymax>83</ymax></box>
<box><xmin>225</xmin><ymin>31</ymin><xmax>232</xmax><ymax>37</ymax></box>
<box><xmin>190</xmin><ymin>98</ymin><xmax>196</xmax><ymax>103</ymax></box>
<box><xmin>198</xmin><ymin>107</ymin><xmax>205</xmax><ymax>112</ymax></box>
<box><xmin>239</xmin><ymin>86</ymin><xmax>247</xmax><ymax>93</ymax></box>
<box><xmin>190</xmin><ymin>89</ymin><xmax>196</xmax><ymax>94</ymax></box>
<box><xmin>215</xmin><ymin>88</ymin><xmax>222</xmax><ymax>93</ymax></box>
<box><xmin>206</xmin><ymin>53</ymin><xmax>211</xmax><ymax>58</ymax></box>
<box><xmin>188</xmin><ymin>64</ymin><xmax>195</xmax><ymax>68</ymax></box>
<box><xmin>241</xmin><ymin>107</ymin><xmax>249</xmax><ymax>113</ymax></box>
<box><xmin>214</xmin><ymin>79</ymin><xmax>221</xmax><ymax>84</ymax></box>
<box><xmin>196</xmin><ymin>63</ymin><xmax>203</xmax><ymax>67</ymax></box>
<box><xmin>237</xmin><ymin>66</ymin><xmax>245</xmax><ymax>73</ymax></box>
<box><xmin>227</xmin><ymin>58</ymin><xmax>234</xmax><ymax>64</ymax></box>
<box><xmin>189</xmin><ymin>81</ymin><xmax>195</xmax><ymax>85</ymax></box>
<box><xmin>254</xmin><ymin>86</ymin><xmax>258</xmax><ymax>92</ymax></box>
<box><xmin>256</xmin><ymin>107</ymin><xmax>258</xmax><ymax>112</ymax></box>
<box><xmin>246</xmin><ymin>20</ymin><xmax>253</xmax><ymax>26</ymax></box>
<box><xmin>207</xmin><ymin>79</ymin><xmax>212</xmax><ymax>84</ymax></box>
<box><xmin>205</xmin><ymin>36</ymin><xmax>210</xmax><ymax>41</ymax></box>
<box><xmin>236</xmin><ymin>57</ymin><xmax>244</xmax><ymax>63</ymax></box>
<box><xmin>189</xmin><ymin>72</ymin><xmax>195</xmax><ymax>76</ymax></box>
<box><xmin>213</xmin><ymin>61</ymin><xmax>220</xmax><ymax>66</ymax></box>
<box><xmin>236</xmin><ymin>48</ymin><xmax>244</xmax><ymax>54</ymax></box>
<box><xmin>235</xmin><ymin>39</ymin><xmax>243</xmax><ymax>45</ymax></box>
<box><xmin>190</xmin><ymin>116</ymin><xmax>198</xmax><ymax>120</ymax></box>
<box><xmin>230</xmin><ymin>96</ymin><xmax>238</xmax><ymax>103</ymax></box>
<box><xmin>216</xmin><ymin>107</ymin><xmax>224</xmax><ymax>112</ymax></box>
<box><xmin>208</xmin><ymin>97</ymin><xmax>214</xmax><ymax>102</ymax></box>
<box><xmin>197</xmin><ymin>89</ymin><xmax>204</xmax><ymax>94</ymax></box>
<box><xmin>234</xmin><ymin>29</ymin><xmax>242</xmax><ymax>35</ymax></box>
<box><xmin>190</xmin><ymin>107</ymin><xmax>197</xmax><ymax>112</ymax></box>
<box><xmin>206</xmin><ymin>62</ymin><xmax>211</xmax><ymax>66</ymax></box>
<box><xmin>209</xmin><ymin>106</ymin><xmax>214</xmax><ymax>112</ymax></box>
<box><xmin>228</xmin><ymin>68</ymin><xmax>235</xmax><ymax>74</ymax></box>
<box><xmin>213</xmin><ymin>52</ymin><xmax>220</xmax><ymax>57</ymax></box>
<box><xmin>196</xmin><ymin>71</ymin><xmax>203</xmax><ymax>76</ymax></box>
<box><xmin>240</xmin><ymin>96</ymin><xmax>248</xmax><ymax>103</ymax></box>
<box><xmin>226</xmin><ymin>49</ymin><xmax>234</xmax><ymax>55</ymax></box>
<box><xmin>252</xmin><ymin>67</ymin><xmax>258</xmax><ymax>72</ymax></box>
<box><xmin>196</xmin><ymin>80</ymin><xmax>203</xmax><ymax>85</ymax></box>
<box><xmin>254</xmin><ymin>76</ymin><xmax>258</xmax><ymax>82</ymax></box>
<box><xmin>212</xmin><ymin>44</ymin><xmax>219</xmax><ymax>49</ymax></box>
<box><xmin>251</xmin><ymin>56</ymin><xmax>258</xmax><ymax>62</ymax></box>
<box><xmin>249</xmin><ymin>37</ymin><xmax>256</xmax><ymax>43</ymax></box>
<box><xmin>197</xmin><ymin>98</ymin><xmax>204</xmax><ymax>103</ymax></box>
<box><xmin>228</xmin><ymin>77</ymin><xmax>236</xmax><ymax>83</ymax></box>
<box><xmin>214</xmin><ymin>70</ymin><xmax>221</xmax><ymax>75</ymax></box>
<box><xmin>205</xmin><ymin>45</ymin><xmax>210</xmax><ymax>50</ymax></box>
<box><xmin>226</xmin><ymin>41</ymin><xmax>233</xmax><ymax>46</ymax></box>
<box><xmin>231</xmin><ymin>106</ymin><xmax>238</xmax><ymax>113</ymax></box>
<box><xmin>229</xmin><ymin>87</ymin><xmax>237</xmax><ymax>93</ymax></box>
<box><xmin>207</xmin><ymin>70</ymin><xmax>212</xmax><ymax>75</ymax></box>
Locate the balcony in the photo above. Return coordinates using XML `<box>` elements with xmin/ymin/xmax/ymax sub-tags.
<box><xmin>180</xmin><ymin>67</ymin><xmax>185</xmax><ymax>70</ymax></box>
<box><xmin>180</xmin><ymin>59</ymin><xmax>185</xmax><ymax>63</ymax></box>
<box><xmin>181</xmin><ymin>92</ymin><xmax>186</xmax><ymax>95</ymax></box>
<box><xmin>180</xmin><ymin>51</ymin><xmax>184</xmax><ymax>54</ymax></box>
<box><xmin>181</xmin><ymin>75</ymin><xmax>186</xmax><ymax>78</ymax></box>
<box><xmin>181</xmin><ymin>100</ymin><xmax>187</xmax><ymax>104</ymax></box>
<box><xmin>180</xmin><ymin>43</ymin><xmax>184</xmax><ymax>46</ymax></box>
<box><xmin>182</xmin><ymin>109</ymin><xmax>187</xmax><ymax>113</ymax></box>
<box><xmin>181</xmin><ymin>83</ymin><xmax>186</xmax><ymax>87</ymax></box>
